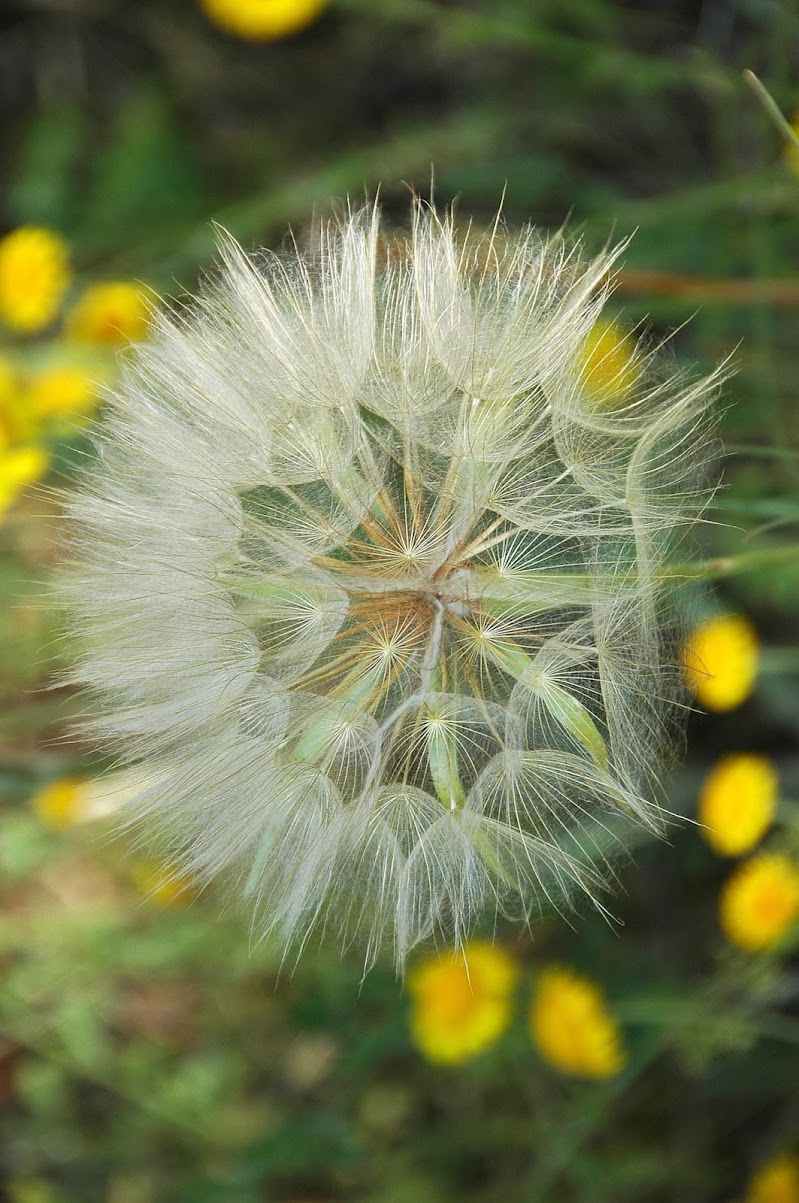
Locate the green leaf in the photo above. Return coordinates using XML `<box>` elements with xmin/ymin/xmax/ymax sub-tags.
<box><xmin>7</xmin><ymin>103</ymin><xmax>87</xmax><ymax>230</ymax></box>
<box><xmin>76</xmin><ymin>85</ymin><xmax>205</xmax><ymax>255</ymax></box>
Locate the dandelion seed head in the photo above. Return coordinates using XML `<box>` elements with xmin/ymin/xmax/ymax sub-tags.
<box><xmin>62</xmin><ymin>203</ymin><xmax>723</xmax><ymax>969</ymax></box>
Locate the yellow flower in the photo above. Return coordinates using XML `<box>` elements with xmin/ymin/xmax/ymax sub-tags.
<box><xmin>199</xmin><ymin>0</ymin><xmax>326</xmax><ymax>40</ymax></box>
<box><xmin>683</xmin><ymin>614</ymin><xmax>759</xmax><ymax>712</ymax></box>
<box><xmin>30</xmin><ymin>777</ymin><xmax>89</xmax><ymax>830</ymax></box>
<box><xmin>699</xmin><ymin>753</ymin><xmax>778</xmax><ymax>857</ymax></box>
<box><xmin>27</xmin><ymin>366</ymin><xmax>101</xmax><ymax>424</ymax></box>
<box><xmin>0</xmin><ymin>356</ymin><xmax>24</xmax><ymax>441</ymax></box>
<box><xmin>745</xmin><ymin>1154</ymin><xmax>799</xmax><ymax>1203</ymax></box>
<box><xmin>577</xmin><ymin>319</ymin><xmax>640</xmax><ymax>407</ymax></box>
<box><xmin>0</xmin><ymin>226</ymin><xmax>70</xmax><ymax>334</ymax></box>
<box><xmin>407</xmin><ymin>941</ymin><xmax>519</xmax><ymax>1064</ymax></box>
<box><xmin>721</xmin><ymin>854</ymin><xmax>799</xmax><ymax>952</ymax></box>
<box><xmin>67</xmin><ymin>281</ymin><xmax>152</xmax><ymax>344</ymax></box>
<box><xmin>530</xmin><ymin>966</ymin><xmax>626</xmax><ymax>1078</ymax></box>
<box><xmin>132</xmin><ymin>860</ymin><xmax>196</xmax><ymax>908</ymax></box>
<box><xmin>0</xmin><ymin>443</ymin><xmax>49</xmax><ymax>517</ymax></box>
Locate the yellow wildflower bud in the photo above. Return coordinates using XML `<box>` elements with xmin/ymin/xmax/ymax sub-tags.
<box><xmin>28</xmin><ymin>366</ymin><xmax>101</xmax><ymax>423</ymax></box>
<box><xmin>577</xmin><ymin>319</ymin><xmax>640</xmax><ymax>407</ymax></box>
<box><xmin>30</xmin><ymin>777</ymin><xmax>89</xmax><ymax>830</ymax></box>
<box><xmin>0</xmin><ymin>226</ymin><xmax>70</xmax><ymax>334</ymax></box>
<box><xmin>0</xmin><ymin>444</ymin><xmax>49</xmax><ymax>517</ymax></box>
<box><xmin>745</xmin><ymin>1154</ymin><xmax>799</xmax><ymax>1203</ymax></box>
<box><xmin>683</xmin><ymin>614</ymin><xmax>759</xmax><ymax>712</ymax></box>
<box><xmin>720</xmin><ymin>853</ymin><xmax>799</xmax><ymax>952</ymax></box>
<box><xmin>407</xmin><ymin>941</ymin><xmax>519</xmax><ymax>1064</ymax></box>
<box><xmin>199</xmin><ymin>0</ymin><xmax>326</xmax><ymax>41</ymax></box>
<box><xmin>67</xmin><ymin>281</ymin><xmax>152</xmax><ymax>344</ymax></box>
<box><xmin>530</xmin><ymin>966</ymin><xmax>626</xmax><ymax>1078</ymax></box>
<box><xmin>132</xmin><ymin>860</ymin><xmax>196</xmax><ymax>908</ymax></box>
<box><xmin>699</xmin><ymin>753</ymin><xmax>778</xmax><ymax>857</ymax></box>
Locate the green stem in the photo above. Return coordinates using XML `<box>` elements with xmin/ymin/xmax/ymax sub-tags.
<box><xmin>671</xmin><ymin>543</ymin><xmax>799</xmax><ymax>580</ymax></box>
<box><xmin>524</xmin><ymin>1031</ymin><xmax>669</xmax><ymax>1202</ymax></box>
<box><xmin>0</xmin><ymin>1025</ymin><xmax>223</xmax><ymax>1152</ymax></box>
<box><xmin>743</xmin><ymin>70</ymin><xmax>799</xmax><ymax>154</ymax></box>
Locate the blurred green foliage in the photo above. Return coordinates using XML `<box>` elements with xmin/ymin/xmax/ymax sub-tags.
<box><xmin>1</xmin><ymin>0</ymin><xmax>799</xmax><ymax>1199</ymax></box>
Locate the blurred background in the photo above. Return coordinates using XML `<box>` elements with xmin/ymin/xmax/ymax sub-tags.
<box><xmin>1</xmin><ymin>1</ymin><xmax>799</xmax><ymax>1200</ymax></box>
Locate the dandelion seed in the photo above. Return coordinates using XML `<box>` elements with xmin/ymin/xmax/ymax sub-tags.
<box><xmin>199</xmin><ymin>0</ymin><xmax>326</xmax><ymax>41</ymax></box>
<box><xmin>699</xmin><ymin>753</ymin><xmax>777</xmax><ymax>857</ymax></box>
<box><xmin>720</xmin><ymin>853</ymin><xmax>799</xmax><ymax>952</ymax></box>
<box><xmin>683</xmin><ymin>614</ymin><xmax>758</xmax><ymax>712</ymax></box>
<box><xmin>529</xmin><ymin>965</ymin><xmax>626</xmax><ymax>1078</ymax></box>
<box><xmin>407</xmin><ymin>940</ymin><xmax>519</xmax><ymax>1064</ymax></box>
<box><xmin>61</xmin><ymin>203</ymin><xmax>723</xmax><ymax>968</ymax></box>
<box><xmin>0</xmin><ymin>226</ymin><xmax>70</xmax><ymax>335</ymax></box>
